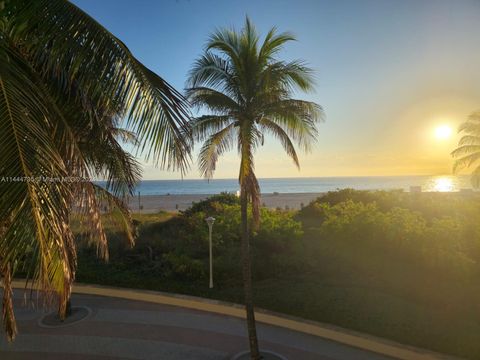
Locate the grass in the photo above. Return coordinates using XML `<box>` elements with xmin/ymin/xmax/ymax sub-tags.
<box><xmin>132</xmin><ymin>211</ymin><xmax>174</xmax><ymax>224</ymax></box>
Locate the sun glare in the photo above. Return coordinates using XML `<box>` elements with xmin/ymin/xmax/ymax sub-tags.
<box><xmin>434</xmin><ymin>125</ymin><xmax>452</xmax><ymax>140</ymax></box>
<box><xmin>433</xmin><ymin>177</ymin><xmax>454</xmax><ymax>192</ymax></box>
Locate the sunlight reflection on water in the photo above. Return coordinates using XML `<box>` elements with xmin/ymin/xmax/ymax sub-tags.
<box><xmin>424</xmin><ymin>176</ymin><xmax>457</xmax><ymax>192</ymax></box>
<box><xmin>119</xmin><ymin>175</ymin><xmax>474</xmax><ymax>195</ymax></box>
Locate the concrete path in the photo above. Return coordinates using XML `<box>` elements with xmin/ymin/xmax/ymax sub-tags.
<box><xmin>0</xmin><ymin>291</ymin><xmax>394</xmax><ymax>360</ymax></box>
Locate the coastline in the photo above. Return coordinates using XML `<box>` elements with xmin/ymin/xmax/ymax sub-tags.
<box><xmin>111</xmin><ymin>175</ymin><xmax>474</xmax><ymax>198</ymax></box>
<box><xmin>126</xmin><ymin>190</ymin><xmax>480</xmax><ymax>213</ymax></box>
<box><xmin>127</xmin><ymin>192</ymin><xmax>325</xmax><ymax>212</ymax></box>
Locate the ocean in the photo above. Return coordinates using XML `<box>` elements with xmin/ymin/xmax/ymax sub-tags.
<box><xmin>125</xmin><ymin>175</ymin><xmax>474</xmax><ymax>196</ymax></box>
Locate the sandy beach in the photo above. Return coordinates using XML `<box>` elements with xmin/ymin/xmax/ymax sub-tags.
<box><xmin>127</xmin><ymin>193</ymin><xmax>324</xmax><ymax>212</ymax></box>
<box><xmin>126</xmin><ymin>190</ymin><xmax>480</xmax><ymax>213</ymax></box>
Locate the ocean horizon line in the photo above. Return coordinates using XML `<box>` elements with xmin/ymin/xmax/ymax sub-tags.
<box><xmin>96</xmin><ymin>175</ymin><xmax>473</xmax><ymax>196</ymax></box>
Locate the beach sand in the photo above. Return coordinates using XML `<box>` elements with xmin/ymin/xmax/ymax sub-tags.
<box><xmin>127</xmin><ymin>193</ymin><xmax>324</xmax><ymax>212</ymax></box>
<box><xmin>126</xmin><ymin>190</ymin><xmax>480</xmax><ymax>213</ymax></box>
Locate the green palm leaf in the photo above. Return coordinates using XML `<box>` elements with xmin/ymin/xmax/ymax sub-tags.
<box><xmin>0</xmin><ymin>40</ymin><xmax>76</xmax><ymax>340</ymax></box>
<box><xmin>7</xmin><ymin>0</ymin><xmax>191</xmax><ymax>172</ymax></box>
<box><xmin>452</xmin><ymin>114</ymin><xmax>480</xmax><ymax>185</ymax></box>
<box><xmin>0</xmin><ymin>0</ymin><xmax>191</xmax><ymax>341</ymax></box>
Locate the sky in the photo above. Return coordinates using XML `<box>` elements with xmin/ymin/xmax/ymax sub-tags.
<box><xmin>73</xmin><ymin>0</ymin><xmax>480</xmax><ymax>180</ymax></box>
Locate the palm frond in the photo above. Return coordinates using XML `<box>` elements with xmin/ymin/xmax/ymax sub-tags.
<box><xmin>240</xmin><ymin>16</ymin><xmax>259</xmax><ymax>53</ymax></box>
<box><xmin>1</xmin><ymin>0</ymin><xmax>193</xmax><ymax>340</ymax></box>
<box><xmin>112</xmin><ymin>128</ymin><xmax>139</xmax><ymax>146</ymax></box>
<box><xmin>187</xmin><ymin>52</ymin><xmax>232</xmax><ymax>89</ymax></box>
<box><xmin>260</xmin><ymin>119</ymin><xmax>300</xmax><ymax>168</ymax></box>
<box><xmin>186</xmin><ymin>87</ymin><xmax>239</xmax><ymax>115</ymax></box>
<box><xmin>262</xmin><ymin>99</ymin><xmax>323</xmax><ymax>151</ymax></box>
<box><xmin>451</xmin><ymin>145</ymin><xmax>480</xmax><ymax>159</ymax></box>
<box><xmin>198</xmin><ymin>124</ymin><xmax>236</xmax><ymax>179</ymax></box>
<box><xmin>452</xmin><ymin>151</ymin><xmax>480</xmax><ymax>173</ymax></box>
<box><xmin>458</xmin><ymin>121</ymin><xmax>480</xmax><ymax>135</ymax></box>
<box><xmin>0</xmin><ymin>37</ymin><xmax>75</xmax><ymax>322</ymax></box>
<box><xmin>466</xmin><ymin>111</ymin><xmax>480</xmax><ymax>123</ymax></box>
<box><xmin>85</xmin><ymin>131</ymin><xmax>142</xmax><ymax>197</ymax></box>
<box><xmin>274</xmin><ymin>60</ymin><xmax>316</xmax><ymax>92</ymax></box>
<box><xmin>190</xmin><ymin>115</ymin><xmax>234</xmax><ymax>142</ymax></box>
<box><xmin>7</xmin><ymin>0</ymin><xmax>191</xmax><ymax>172</ymax></box>
<box><xmin>452</xmin><ymin>113</ymin><xmax>480</xmax><ymax>179</ymax></box>
<box><xmin>92</xmin><ymin>184</ymin><xmax>136</xmax><ymax>248</ymax></box>
<box><xmin>1</xmin><ymin>263</ymin><xmax>17</xmax><ymax>341</ymax></box>
<box><xmin>258</xmin><ymin>28</ymin><xmax>295</xmax><ymax>64</ymax></box>
<box><xmin>457</xmin><ymin>135</ymin><xmax>480</xmax><ymax>146</ymax></box>
<box><xmin>78</xmin><ymin>184</ymin><xmax>109</xmax><ymax>261</ymax></box>
<box><xmin>206</xmin><ymin>27</ymin><xmax>241</xmax><ymax>66</ymax></box>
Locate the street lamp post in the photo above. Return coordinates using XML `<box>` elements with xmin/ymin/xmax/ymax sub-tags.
<box><xmin>205</xmin><ymin>216</ymin><xmax>216</xmax><ymax>288</ymax></box>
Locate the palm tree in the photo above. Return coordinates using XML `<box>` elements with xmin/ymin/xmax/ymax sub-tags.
<box><xmin>0</xmin><ymin>0</ymin><xmax>190</xmax><ymax>340</ymax></box>
<box><xmin>452</xmin><ymin>112</ymin><xmax>480</xmax><ymax>185</ymax></box>
<box><xmin>186</xmin><ymin>18</ymin><xmax>322</xmax><ymax>359</ymax></box>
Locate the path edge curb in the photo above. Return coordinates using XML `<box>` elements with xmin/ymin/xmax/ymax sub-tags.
<box><xmin>10</xmin><ymin>280</ymin><xmax>460</xmax><ymax>360</ymax></box>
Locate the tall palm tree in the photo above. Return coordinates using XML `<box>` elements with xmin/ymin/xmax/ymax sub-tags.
<box><xmin>0</xmin><ymin>0</ymin><xmax>190</xmax><ymax>341</ymax></box>
<box><xmin>452</xmin><ymin>112</ymin><xmax>480</xmax><ymax>185</ymax></box>
<box><xmin>186</xmin><ymin>18</ymin><xmax>322</xmax><ymax>359</ymax></box>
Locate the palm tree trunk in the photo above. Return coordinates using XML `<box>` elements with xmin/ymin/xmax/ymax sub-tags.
<box><xmin>65</xmin><ymin>299</ymin><xmax>72</xmax><ymax>318</ymax></box>
<box><xmin>240</xmin><ymin>188</ymin><xmax>261</xmax><ymax>360</ymax></box>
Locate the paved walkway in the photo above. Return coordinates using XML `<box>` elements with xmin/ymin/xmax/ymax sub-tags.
<box><xmin>0</xmin><ymin>291</ymin><xmax>395</xmax><ymax>360</ymax></box>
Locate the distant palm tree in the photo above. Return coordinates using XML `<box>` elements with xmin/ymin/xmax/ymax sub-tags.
<box><xmin>452</xmin><ymin>112</ymin><xmax>480</xmax><ymax>186</ymax></box>
<box><xmin>0</xmin><ymin>0</ymin><xmax>190</xmax><ymax>340</ymax></box>
<box><xmin>186</xmin><ymin>17</ymin><xmax>322</xmax><ymax>359</ymax></box>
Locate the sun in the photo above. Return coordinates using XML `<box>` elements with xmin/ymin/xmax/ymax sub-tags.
<box><xmin>434</xmin><ymin>125</ymin><xmax>452</xmax><ymax>140</ymax></box>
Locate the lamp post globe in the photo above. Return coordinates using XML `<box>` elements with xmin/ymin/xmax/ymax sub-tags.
<box><xmin>206</xmin><ymin>216</ymin><xmax>216</xmax><ymax>227</ymax></box>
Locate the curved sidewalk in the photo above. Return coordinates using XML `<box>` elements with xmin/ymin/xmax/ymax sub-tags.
<box><xmin>0</xmin><ymin>281</ymin><xmax>460</xmax><ymax>360</ymax></box>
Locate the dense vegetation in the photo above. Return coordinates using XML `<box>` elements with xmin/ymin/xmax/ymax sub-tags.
<box><xmin>76</xmin><ymin>190</ymin><xmax>480</xmax><ymax>359</ymax></box>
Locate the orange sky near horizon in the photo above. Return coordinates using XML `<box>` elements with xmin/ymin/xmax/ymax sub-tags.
<box><xmin>142</xmin><ymin>95</ymin><xmax>477</xmax><ymax>180</ymax></box>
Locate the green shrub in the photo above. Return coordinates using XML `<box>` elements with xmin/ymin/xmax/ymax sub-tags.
<box><xmin>98</xmin><ymin>195</ymin><xmax>305</xmax><ymax>284</ymax></box>
<box><xmin>299</xmin><ymin>191</ymin><xmax>480</xmax><ymax>278</ymax></box>
<box><xmin>181</xmin><ymin>192</ymin><xmax>240</xmax><ymax>216</ymax></box>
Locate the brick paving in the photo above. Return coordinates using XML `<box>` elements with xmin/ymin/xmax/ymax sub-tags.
<box><xmin>0</xmin><ymin>293</ymin><xmax>394</xmax><ymax>360</ymax></box>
